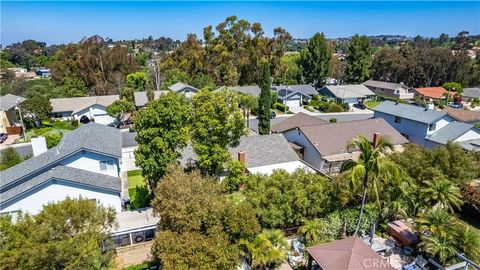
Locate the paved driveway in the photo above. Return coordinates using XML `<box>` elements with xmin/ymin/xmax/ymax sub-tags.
<box><xmin>289</xmin><ymin>106</ymin><xmax>317</xmax><ymax>114</ymax></box>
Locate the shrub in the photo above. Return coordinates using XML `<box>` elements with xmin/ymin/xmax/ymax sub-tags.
<box><xmin>326</xmin><ymin>103</ymin><xmax>344</xmax><ymax>113</ymax></box>
<box><xmin>442</xmin><ymin>82</ymin><xmax>463</xmax><ymax>93</ymax></box>
<box><xmin>44</xmin><ymin>132</ymin><xmax>63</xmax><ymax>148</ymax></box>
<box><xmin>71</xmin><ymin>119</ymin><xmax>79</xmax><ymax>127</ymax></box>
<box><xmin>223</xmin><ymin>160</ymin><xmax>247</xmax><ymax>193</ymax></box>
<box><xmin>329</xmin><ymin>118</ymin><xmax>337</xmax><ymax>123</ymax></box>
<box><xmin>274</xmin><ymin>102</ymin><xmax>289</xmax><ymax>112</ymax></box>
<box><xmin>35</xmin><ymin>127</ymin><xmax>53</xmax><ymax>136</ymax></box>
<box><xmin>131</xmin><ymin>186</ymin><xmax>153</xmax><ymax>209</ymax></box>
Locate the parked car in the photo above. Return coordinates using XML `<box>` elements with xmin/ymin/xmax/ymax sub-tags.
<box><xmin>354</xmin><ymin>103</ymin><xmax>367</xmax><ymax>110</ymax></box>
<box><xmin>270</xmin><ymin>111</ymin><xmax>277</xmax><ymax>119</ymax></box>
<box><xmin>0</xmin><ymin>133</ymin><xmax>8</xmax><ymax>143</ymax></box>
<box><xmin>449</xmin><ymin>102</ymin><xmax>463</xmax><ymax>109</ymax></box>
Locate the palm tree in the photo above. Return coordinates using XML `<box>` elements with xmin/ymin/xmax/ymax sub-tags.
<box><xmin>298</xmin><ymin>219</ymin><xmax>323</xmax><ymax>245</ymax></box>
<box><xmin>455</xmin><ymin>223</ymin><xmax>480</xmax><ymax>262</ymax></box>
<box><xmin>341</xmin><ymin>135</ymin><xmax>399</xmax><ymax>236</ymax></box>
<box><xmin>419</xmin><ymin>178</ymin><xmax>462</xmax><ymax>213</ymax></box>
<box><xmin>419</xmin><ymin>233</ymin><xmax>456</xmax><ymax>264</ymax></box>
<box><xmin>241</xmin><ymin>229</ymin><xmax>289</xmax><ymax>270</ymax></box>
<box><xmin>417</xmin><ymin>207</ymin><xmax>455</xmax><ymax>237</ymax></box>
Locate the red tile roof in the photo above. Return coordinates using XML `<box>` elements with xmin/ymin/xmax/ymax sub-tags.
<box><xmin>415</xmin><ymin>87</ymin><xmax>449</xmax><ymax>99</ymax></box>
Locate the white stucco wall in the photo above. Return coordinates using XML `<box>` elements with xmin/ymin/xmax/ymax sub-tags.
<box><xmin>1</xmin><ymin>180</ymin><xmax>121</xmax><ymax>215</ymax></box>
<box><xmin>283</xmin><ymin>129</ymin><xmax>324</xmax><ymax>170</ymax></box>
<box><xmin>248</xmin><ymin>161</ymin><xmax>314</xmax><ymax>175</ymax></box>
<box><xmin>61</xmin><ymin>151</ymin><xmax>120</xmax><ymax>177</ymax></box>
<box><xmin>454</xmin><ymin>129</ymin><xmax>480</xmax><ymax>142</ymax></box>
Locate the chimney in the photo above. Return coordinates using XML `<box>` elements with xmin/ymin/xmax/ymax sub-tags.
<box><xmin>373</xmin><ymin>133</ymin><xmax>381</xmax><ymax>147</ymax></box>
<box><xmin>31</xmin><ymin>137</ymin><xmax>48</xmax><ymax>156</ymax></box>
<box><xmin>238</xmin><ymin>151</ymin><xmax>246</xmax><ymax>164</ymax></box>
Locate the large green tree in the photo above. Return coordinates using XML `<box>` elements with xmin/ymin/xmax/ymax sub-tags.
<box><xmin>191</xmin><ymin>89</ymin><xmax>245</xmax><ymax>175</ymax></box>
<box><xmin>0</xmin><ymin>198</ymin><xmax>116</xmax><ymax>269</ymax></box>
<box><xmin>299</xmin><ymin>32</ymin><xmax>332</xmax><ymax>88</ymax></box>
<box><xmin>151</xmin><ymin>167</ymin><xmax>260</xmax><ymax>270</ymax></box>
<box><xmin>244</xmin><ymin>169</ymin><xmax>331</xmax><ymax>228</ymax></box>
<box><xmin>419</xmin><ymin>178</ymin><xmax>462</xmax><ymax>213</ymax></box>
<box><xmin>345</xmin><ymin>35</ymin><xmax>372</xmax><ymax>83</ymax></box>
<box><xmin>134</xmin><ymin>92</ymin><xmax>191</xmax><ymax>189</ymax></box>
<box><xmin>22</xmin><ymin>95</ymin><xmax>53</xmax><ymax>121</ymax></box>
<box><xmin>257</xmin><ymin>62</ymin><xmax>272</xmax><ymax>135</ymax></box>
<box><xmin>125</xmin><ymin>72</ymin><xmax>148</xmax><ymax>91</ymax></box>
<box><xmin>106</xmin><ymin>99</ymin><xmax>135</xmax><ymax>126</ymax></box>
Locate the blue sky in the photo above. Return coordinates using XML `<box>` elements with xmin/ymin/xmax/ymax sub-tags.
<box><xmin>1</xmin><ymin>1</ymin><xmax>479</xmax><ymax>45</ymax></box>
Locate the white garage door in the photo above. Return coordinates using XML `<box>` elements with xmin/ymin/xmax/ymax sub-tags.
<box><xmin>286</xmin><ymin>99</ymin><xmax>301</xmax><ymax>107</ymax></box>
<box><xmin>93</xmin><ymin>114</ymin><xmax>115</xmax><ymax>125</ymax></box>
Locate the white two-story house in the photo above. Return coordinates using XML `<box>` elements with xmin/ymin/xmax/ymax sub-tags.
<box><xmin>0</xmin><ymin>123</ymin><xmax>123</xmax><ymax>216</ymax></box>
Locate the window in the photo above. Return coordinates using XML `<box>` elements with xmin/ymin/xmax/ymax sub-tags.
<box><xmin>99</xmin><ymin>160</ymin><xmax>114</xmax><ymax>171</ymax></box>
<box><xmin>429</xmin><ymin>124</ymin><xmax>436</xmax><ymax>131</ymax></box>
<box><xmin>394</xmin><ymin>116</ymin><xmax>402</xmax><ymax>123</ymax></box>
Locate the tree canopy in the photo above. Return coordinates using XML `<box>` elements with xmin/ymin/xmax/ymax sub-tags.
<box><xmin>0</xmin><ymin>198</ymin><xmax>116</xmax><ymax>270</ymax></box>
<box><xmin>299</xmin><ymin>32</ymin><xmax>332</xmax><ymax>88</ymax></box>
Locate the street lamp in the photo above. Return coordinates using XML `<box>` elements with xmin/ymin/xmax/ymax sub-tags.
<box><xmin>15</xmin><ymin>98</ymin><xmax>26</xmax><ymax>141</ymax></box>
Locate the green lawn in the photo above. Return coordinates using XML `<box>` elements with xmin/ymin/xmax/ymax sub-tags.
<box><xmin>364</xmin><ymin>100</ymin><xmax>381</xmax><ymax>109</ymax></box>
<box><xmin>127</xmin><ymin>170</ymin><xmax>146</xmax><ymax>202</ymax></box>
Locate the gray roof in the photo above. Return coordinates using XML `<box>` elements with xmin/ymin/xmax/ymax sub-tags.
<box><xmin>112</xmin><ymin>207</ymin><xmax>160</xmax><ymax>234</ymax></box>
<box><xmin>215</xmin><ymin>85</ymin><xmax>262</xmax><ymax>97</ymax></box>
<box><xmin>320</xmin><ymin>85</ymin><xmax>375</xmax><ymax>99</ymax></box>
<box><xmin>363</xmin><ymin>80</ymin><xmax>409</xmax><ymax>91</ymax></box>
<box><xmin>458</xmin><ymin>139</ymin><xmax>480</xmax><ymax>151</ymax></box>
<box><xmin>427</xmin><ymin>121</ymin><xmax>478</xmax><ymax>145</ymax></box>
<box><xmin>271</xmin><ymin>113</ymin><xmax>329</xmax><ymax>133</ymax></box>
<box><xmin>275</xmin><ymin>89</ymin><xmax>311</xmax><ymax>100</ymax></box>
<box><xmin>463</xmin><ymin>88</ymin><xmax>480</xmax><ymax>99</ymax></box>
<box><xmin>1</xmin><ymin>165</ymin><xmax>121</xmax><ymax>206</ymax></box>
<box><xmin>273</xmin><ymin>85</ymin><xmax>319</xmax><ymax>96</ymax></box>
<box><xmin>374</xmin><ymin>100</ymin><xmax>447</xmax><ymax>124</ymax></box>
<box><xmin>180</xmin><ymin>134</ymin><xmax>300</xmax><ymax>169</ymax></box>
<box><xmin>168</xmin><ymin>82</ymin><xmax>198</xmax><ymax>93</ymax></box>
<box><xmin>299</xmin><ymin>118</ymin><xmax>409</xmax><ymax>156</ymax></box>
<box><xmin>1</xmin><ymin>94</ymin><xmax>26</xmax><ymax>110</ymax></box>
<box><xmin>50</xmin><ymin>95</ymin><xmax>119</xmax><ymax>114</ymax></box>
<box><xmin>0</xmin><ymin>123</ymin><xmax>121</xmax><ymax>190</ymax></box>
<box><xmin>134</xmin><ymin>91</ymin><xmax>167</xmax><ymax>107</ymax></box>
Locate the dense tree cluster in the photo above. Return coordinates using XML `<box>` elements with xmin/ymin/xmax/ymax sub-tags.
<box><xmin>2</xmin><ymin>40</ymin><xmax>62</xmax><ymax>68</ymax></box>
<box><xmin>372</xmin><ymin>46</ymin><xmax>480</xmax><ymax>87</ymax></box>
<box><xmin>50</xmin><ymin>35</ymin><xmax>137</xmax><ymax>96</ymax></box>
<box><xmin>160</xmin><ymin>16</ymin><xmax>292</xmax><ymax>88</ymax></box>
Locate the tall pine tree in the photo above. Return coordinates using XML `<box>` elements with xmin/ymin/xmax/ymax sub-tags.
<box><xmin>258</xmin><ymin>62</ymin><xmax>272</xmax><ymax>135</ymax></box>
<box><xmin>345</xmin><ymin>35</ymin><xmax>372</xmax><ymax>83</ymax></box>
<box><xmin>299</xmin><ymin>32</ymin><xmax>332</xmax><ymax>88</ymax></box>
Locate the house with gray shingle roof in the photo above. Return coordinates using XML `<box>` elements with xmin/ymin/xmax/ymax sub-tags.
<box><xmin>363</xmin><ymin>80</ymin><xmax>414</xmax><ymax>100</ymax></box>
<box><xmin>272</xmin><ymin>84</ymin><xmax>319</xmax><ymax>96</ymax></box>
<box><xmin>134</xmin><ymin>90</ymin><xmax>168</xmax><ymax>108</ymax></box>
<box><xmin>271</xmin><ymin>112</ymin><xmax>329</xmax><ymax>133</ymax></box>
<box><xmin>180</xmin><ymin>134</ymin><xmax>315</xmax><ymax>175</ymax></box>
<box><xmin>50</xmin><ymin>95</ymin><xmax>119</xmax><ymax>125</ymax></box>
<box><xmin>275</xmin><ymin>88</ymin><xmax>312</xmax><ymax>108</ymax></box>
<box><xmin>318</xmin><ymin>85</ymin><xmax>375</xmax><ymax>106</ymax></box>
<box><xmin>425</xmin><ymin>121</ymin><xmax>480</xmax><ymax>151</ymax></box>
<box><xmin>0</xmin><ymin>94</ymin><xmax>26</xmax><ymax>134</ymax></box>
<box><xmin>463</xmin><ymin>87</ymin><xmax>480</xmax><ymax>102</ymax></box>
<box><xmin>373</xmin><ymin>101</ymin><xmax>455</xmax><ymax>147</ymax></box>
<box><xmin>215</xmin><ymin>85</ymin><xmax>262</xmax><ymax>97</ymax></box>
<box><xmin>168</xmin><ymin>82</ymin><xmax>198</xmax><ymax>98</ymax></box>
<box><xmin>282</xmin><ymin>118</ymin><xmax>408</xmax><ymax>174</ymax></box>
<box><xmin>0</xmin><ymin>123</ymin><xmax>123</xmax><ymax>215</ymax></box>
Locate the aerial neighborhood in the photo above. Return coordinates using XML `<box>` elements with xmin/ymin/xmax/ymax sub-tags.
<box><xmin>1</xmin><ymin>4</ymin><xmax>480</xmax><ymax>270</ymax></box>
